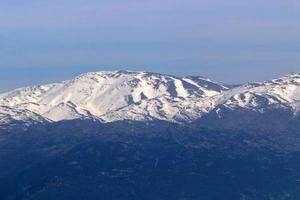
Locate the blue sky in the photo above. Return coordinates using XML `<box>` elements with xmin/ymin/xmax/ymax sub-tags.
<box><xmin>0</xmin><ymin>0</ymin><xmax>299</xmax><ymax>91</ymax></box>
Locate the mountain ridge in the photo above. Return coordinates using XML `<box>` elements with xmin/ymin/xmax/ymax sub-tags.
<box><xmin>0</xmin><ymin>70</ymin><xmax>300</xmax><ymax>128</ymax></box>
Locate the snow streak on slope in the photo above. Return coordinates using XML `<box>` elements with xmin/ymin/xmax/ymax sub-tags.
<box><xmin>0</xmin><ymin>71</ymin><xmax>229</xmax><ymax>125</ymax></box>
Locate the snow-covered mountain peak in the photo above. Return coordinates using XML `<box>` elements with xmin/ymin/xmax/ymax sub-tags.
<box><xmin>268</xmin><ymin>73</ymin><xmax>300</xmax><ymax>85</ymax></box>
<box><xmin>212</xmin><ymin>73</ymin><xmax>300</xmax><ymax>112</ymax></box>
<box><xmin>0</xmin><ymin>70</ymin><xmax>230</xmax><ymax>124</ymax></box>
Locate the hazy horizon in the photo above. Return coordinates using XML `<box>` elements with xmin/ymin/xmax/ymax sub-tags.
<box><xmin>1</xmin><ymin>0</ymin><xmax>299</xmax><ymax>91</ymax></box>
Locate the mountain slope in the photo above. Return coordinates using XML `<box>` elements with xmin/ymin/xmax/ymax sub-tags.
<box><xmin>197</xmin><ymin>73</ymin><xmax>300</xmax><ymax>131</ymax></box>
<box><xmin>213</xmin><ymin>73</ymin><xmax>300</xmax><ymax>112</ymax></box>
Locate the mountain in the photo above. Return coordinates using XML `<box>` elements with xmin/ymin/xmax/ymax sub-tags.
<box><xmin>197</xmin><ymin>73</ymin><xmax>300</xmax><ymax>131</ymax></box>
<box><xmin>0</xmin><ymin>70</ymin><xmax>229</xmax><ymax>125</ymax></box>
<box><xmin>0</xmin><ymin>70</ymin><xmax>300</xmax><ymax>131</ymax></box>
<box><xmin>1</xmin><ymin>71</ymin><xmax>300</xmax><ymax>200</ymax></box>
<box><xmin>213</xmin><ymin>73</ymin><xmax>300</xmax><ymax>112</ymax></box>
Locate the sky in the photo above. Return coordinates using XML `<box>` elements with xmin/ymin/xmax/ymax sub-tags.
<box><xmin>0</xmin><ymin>0</ymin><xmax>299</xmax><ymax>91</ymax></box>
